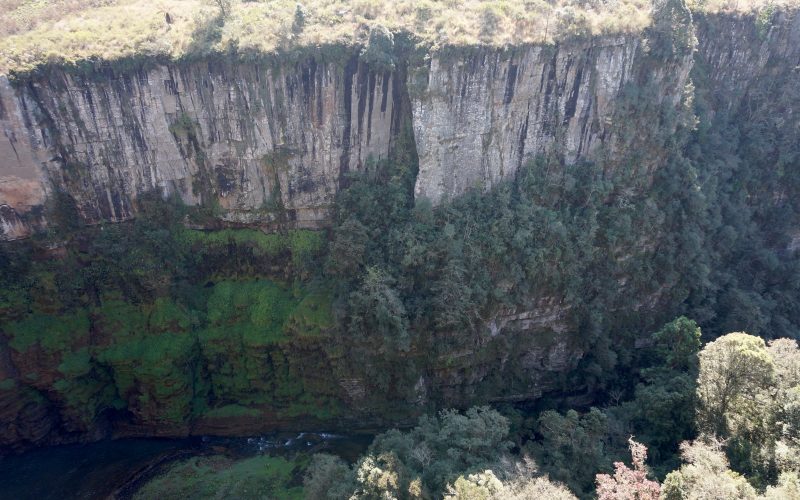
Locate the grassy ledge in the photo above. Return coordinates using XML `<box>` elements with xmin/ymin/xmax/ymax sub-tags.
<box><xmin>0</xmin><ymin>0</ymin><xmax>652</xmax><ymax>76</ymax></box>
<box><xmin>3</xmin><ymin>0</ymin><xmax>797</xmax><ymax>77</ymax></box>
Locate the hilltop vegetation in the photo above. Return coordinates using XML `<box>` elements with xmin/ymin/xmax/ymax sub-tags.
<box><xmin>1</xmin><ymin>0</ymin><xmax>796</xmax><ymax>75</ymax></box>
<box><xmin>0</xmin><ymin>0</ymin><xmax>650</xmax><ymax>74</ymax></box>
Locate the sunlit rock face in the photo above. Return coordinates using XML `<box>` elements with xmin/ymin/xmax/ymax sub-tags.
<box><xmin>410</xmin><ymin>36</ymin><xmax>687</xmax><ymax>204</ymax></box>
<box><xmin>0</xmin><ymin>7</ymin><xmax>684</xmax><ymax>239</ymax></box>
<box><xmin>0</xmin><ymin>32</ymin><xmax>682</xmax><ymax>237</ymax></box>
<box><xmin>0</xmin><ymin>58</ymin><xmax>404</xmax><ymax>237</ymax></box>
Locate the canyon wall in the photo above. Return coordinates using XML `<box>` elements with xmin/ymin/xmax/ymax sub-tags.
<box><xmin>411</xmin><ymin>35</ymin><xmax>687</xmax><ymax>203</ymax></box>
<box><xmin>0</xmin><ymin>57</ymin><xmax>405</xmax><ymax>237</ymax></box>
<box><xmin>2</xmin><ymin>10</ymin><xmax>797</xmax><ymax>239</ymax></box>
<box><xmin>0</xmin><ymin>1</ymin><xmax>700</xmax><ymax>239</ymax></box>
<box><xmin>695</xmin><ymin>10</ymin><xmax>800</xmax><ymax>110</ymax></box>
<box><xmin>0</xmin><ymin>8</ymin><xmax>798</xmax><ymax>452</ymax></box>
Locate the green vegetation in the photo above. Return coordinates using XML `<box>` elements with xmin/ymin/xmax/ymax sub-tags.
<box><xmin>286</xmin><ymin>286</ymin><xmax>335</xmax><ymax>337</ymax></box>
<box><xmin>323</xmin><ymin>89</ymin><xmax>708</xmax><ymax>403</ymax></box>
<box><xmin>6</xmin><ymin>310</ymin><xmax>89</xmax><ymax>352</ymax></box>
<box><xmin>202</xmin><ymin>404</ymin><xmax>261</xmax><ymax>418</ymax></box>
<box><xmin>167</xmin><ymin>112</ymin><xmax>197</xmax><ymax>137</ymax></box>
<box><xmin>178</xmin><ymin>227</ymin><xmax>321</xmax><ymax>260</ymax></box>
<box><xmin>656</xmin><ymin>333</ymin><xmax>800</xmax><ymax>499</ymax></box>
<box><xmin>0</xmin><ymin>192</ymin><xmax>340</xmax><ymax>428</ymax></box>
<box><xmin>189</xmin><ymin>278</ymin><xmax>338</xmax><ymax>417</ymax></box>
<box><xmin>202</xmin><ymin>280</ymin><xmax>296</xmax><ymax>346</ymax></box>
<box><xmin>690</xmin><ymin>0</ymin><xmax>798</xmax><ymax>15</ymax></box>
<box><xmin>133</xmin><ymin>454</ymin><xmax>303</xmax><ymax>499</ymax></box>
<box><xmin>303</xmin><ymin>406</ymin><xmax>575</xmax><ymax>499</ymax></box>
<box><xmin>299</xmin><ymin>326</ymin><xmax>800</xmax><ymax>499</ymax></box>
<box><xmin>445</xmin><ymin>470</ymin><xmax>577</xmax><ymax>500</ymax></box>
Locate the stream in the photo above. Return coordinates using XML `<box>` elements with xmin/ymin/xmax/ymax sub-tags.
<box><xmin>0</xmin><ymin>432</ymin><xmax>372</xmax><ymax>500</ymax></box>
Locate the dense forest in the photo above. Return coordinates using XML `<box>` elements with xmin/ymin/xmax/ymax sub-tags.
<box><xmin>299</xmin><ymin>323</ymin><xmax>800</xmax><ymax>499</ymax></box>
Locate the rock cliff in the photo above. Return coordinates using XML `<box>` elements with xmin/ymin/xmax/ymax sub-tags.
<box><xmin>412</xmin><ymin>35</ymin><xmax>686</xmax><ymax>203</ymax></box>
<box><xmin>0</xmin><ymin>2</ymin><xmax>700</xmax><ymax>238</ymax></box>
<box><xmin>2</xmin><ymin>10</ymin><xmax>797</xmax><ymax>239</ymax></box>
<box><xmin>0</xmin><ymin>57</ymin><xmax>406</xmax><ymax>237</ymax></box>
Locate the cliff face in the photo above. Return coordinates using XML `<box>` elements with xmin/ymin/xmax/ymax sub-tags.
<box><xmin>0</xmin><ymin>13</ymin><xmax>698</xmax><ymax>238</ymax></box>
<box><xmin>696</xmin><ymin>10</ymin><xmax>800</xmax><ymax>108</ymax></box>
<box><xmin>412</xmin><ymin>36</ymin><xmax>690</xmax><ymax>203</ymax></box>
<box><xmin>2</xmin><ymin>12</ymin><xmax>797</xmax><ymax>239</ymax></box>
<box><xmin>0</xmin><ymin>57</ymin><xmax>405</xmax><ymax>236</ymax></box>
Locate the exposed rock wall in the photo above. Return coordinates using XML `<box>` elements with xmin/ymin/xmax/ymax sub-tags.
<box><xmin>0</xmin><ymin>17</ymin><xmax>696</xmax><ymax>238</ymax></box>
<box><xmin>695</xmin><ymin>10</ymin><xmax>800</xmax><ymax>110</ymax></box>
<box><xmin>0</xmin><ymin>57</ymin><xmax>405</xmax><ymax>238</ymax></box>
<box><xmin>1</xmin><ymin>11</ymin><xmax>797</xmax><ymax>239</ymax></box>
<box><xmin>411</xmin><ymin>36</ymin><xmax>687</xmax><ymax>203</ymax></box>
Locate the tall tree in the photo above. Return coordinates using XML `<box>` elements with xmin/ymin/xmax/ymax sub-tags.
<box><xmin>595</xmin><ymin>439</ymin><xmax>660</xmax><ymax>500</ymax></box>
<box><xmin>696</xmin><ymin>332</ymin><xmax>775</xmax><ymax>437</ymax></box>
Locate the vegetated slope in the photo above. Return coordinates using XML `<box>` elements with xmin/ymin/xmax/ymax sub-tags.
<box><xmin>297</xmin><ymin>329</ymin><xmax>800</xmax><ymax>498</ymax></box>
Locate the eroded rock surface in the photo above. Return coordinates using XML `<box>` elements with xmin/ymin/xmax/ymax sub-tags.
<box><xmin>0</xmin><ymin>58</ymin><xmax>404</xmax><ymax>236</ymax></box>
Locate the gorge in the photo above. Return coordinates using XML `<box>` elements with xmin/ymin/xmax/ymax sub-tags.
<box><xmin>0</xmin><ymin>3</ymin><xmax>798</xmax><ymax>495</ymax></box>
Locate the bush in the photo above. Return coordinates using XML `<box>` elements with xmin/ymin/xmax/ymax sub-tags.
<box><xmin>292</xmin><ymin>3</ymin><xmax>307</xmax><ymax>35</ymax></box>
<box><xmin>359</xmin><ymin>24</ymin><xmax>395</xmax><ymax>70</ymax></box>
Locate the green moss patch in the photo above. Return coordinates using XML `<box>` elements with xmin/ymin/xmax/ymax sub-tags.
<box><xmin>0</xmin><ymin>205</ymin><xmax>342</xmax><ymax>430</ymax></box>
<box><xmin>204</xmin><ymin>279</ymin><xmax>332</xmax><ymax>345</ymax></box>
<box><xmin>132</xmin><ymin>454</ymin><xmax>303</xmax><ymax>500</ymax></box>
<box><xmin>202</xmin><ymin>404</ymin><xmax>261</xmax><ymax>419</ymax></box>
<box><xmin>286</xmin><ymin>286</ymin><xmax>335</xmax><ymax>338</ymax></box>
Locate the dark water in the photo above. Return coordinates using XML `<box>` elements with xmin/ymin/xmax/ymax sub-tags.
<box><xmin>0</xmin><ymin>433</ymin><xmax>372</xmax><ymax>500</ymax></box>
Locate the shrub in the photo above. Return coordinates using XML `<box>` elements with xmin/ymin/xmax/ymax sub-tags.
<box><xmin>359</xmin><ymin>24</ymin><xmax>396</xmax><ymax>70</ymax></box>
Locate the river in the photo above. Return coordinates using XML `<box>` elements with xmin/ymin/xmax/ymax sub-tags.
<box><xmin>0</xmin><ymin>432</ymin><xmax>372</xmax><ymax>499</ymax></box>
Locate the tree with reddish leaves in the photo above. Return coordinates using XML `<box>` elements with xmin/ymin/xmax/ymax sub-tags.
<box><xmin>595</xmin><ymin>438</ymin><xmax>660</xmax><ymax>500</ymax></box>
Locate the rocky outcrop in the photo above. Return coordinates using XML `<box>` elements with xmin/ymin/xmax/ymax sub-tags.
<box><xmin>0</xmin><ymin>75</ymin><xmax>49</xmax><ymax>240</ymax></box>
<box><xmin>695</xmin><ymin>10</ymin><xmax>800</xmax><ymax>109</ymax></box>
